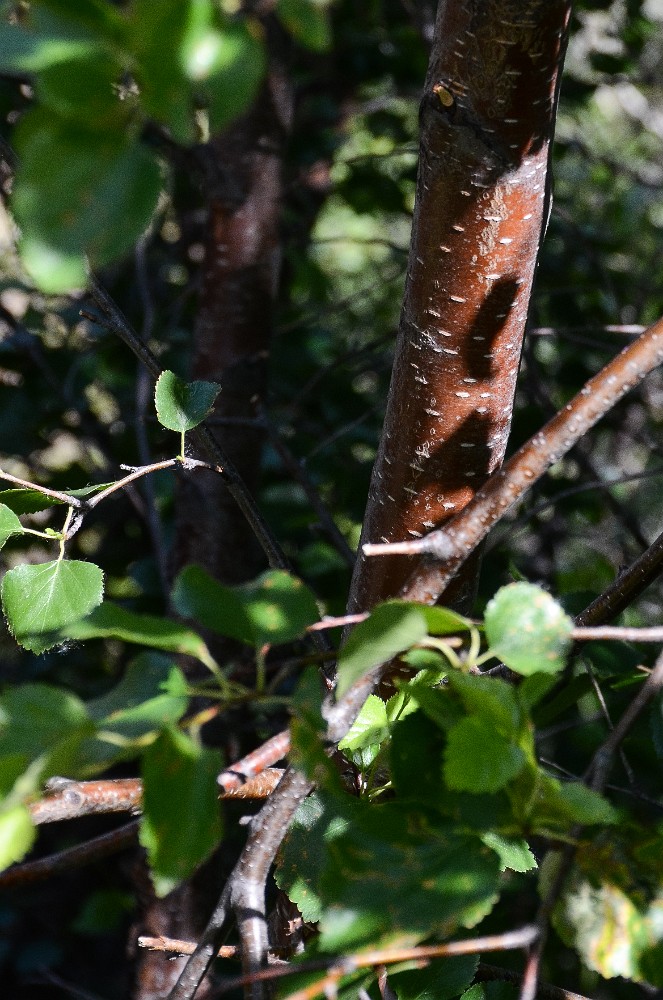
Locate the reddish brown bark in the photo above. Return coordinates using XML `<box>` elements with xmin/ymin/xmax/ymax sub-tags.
<box><xmin>348</xmin><ymin>0</ymin><xmax>572</xmax><ymax>614</ymax></box>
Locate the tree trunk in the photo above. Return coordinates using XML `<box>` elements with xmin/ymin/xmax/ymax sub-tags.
<box><xmin>173</xmin><ymin>57</ymin><xmax>292</xmax><ymax>586</ymax></box>
<box><xmin>348</xmin><ymin>0</ymin><xmax>572</xmax><ymax>615</ymax></box>
<box><xmin>134</xmin><ymin>39</ymin><xmax>292</xmax><ymax>1000</ymax></box>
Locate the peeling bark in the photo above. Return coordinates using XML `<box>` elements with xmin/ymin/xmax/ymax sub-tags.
<box><xmin>348</xmin><ymin>0</ymin><xmax>572</xmax><ymax>614</ymax></box>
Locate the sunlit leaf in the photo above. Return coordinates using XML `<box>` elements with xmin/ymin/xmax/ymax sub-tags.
<box><xmin>0</xmin><ymin>504</ymin><xmax>24</xmax><ymax>550</ymax></box>
<box><xmin>63</xmin><ymin>601</ymin><xmax>215</xmax><ymax>668</ymax></box>
<box><xmin>140</xmin><ymin>727</ymin><xmax>222</xmax><ymax>897</ymax></box>
<box><xmin>336</xmin><ymin>601</ymin><xmax>428</xmax><ymax>698</ymax></box>
<box><xmin>2</xmin><ymin>559</ymin><xmax>104</xmax><ymax>652</ymax></box>
<box><xmin>484</xmin><ymin>583</ymin><xmax>573</xmax><ymax>675</ymax></box>
<box><xmin>0</xmin><ymin>806</ymin><xmax>36</xmax><ymax>872</ymax></box>
<box><xmin>154</xmin><ymin>370</ymin><xmax>220</xmax><ymax>434</ymax></box>
<box><xmin>481</xmin><ymin>832</ymin><xmax>537</xmax><ymax>873</ymax></box>
<box><xmin>444</xmin><ymin>717</ymin><xmax>527</xmax><ymax>793</ymax></box>
<box><xmin>173</xmin><ymin>565</ymin><xmax>319</xmax><ymax>647</ymax></box>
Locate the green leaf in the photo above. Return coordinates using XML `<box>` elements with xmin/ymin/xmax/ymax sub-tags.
<box><xmin>0</xmin><ymin>23</ymin><xmax>98</xmax><ymax>74</ymax></box>
<box><xmin>444</xmin><ymin>717</ymin><xmax>527</xmax><ymax>793</ymax></box>
<box><xmin>390</xmin><ymin>710</ymin><xmax>445</xmax><ymax>801</ymax></box>
<box><xmin>420</xmin><ymin>605</ymin><xmax>473</xmax><ymax>635</ymax></box>
<box><xmin>337</xmin><ymin>694</ymin><xmax>389</xmax><ymax>764</ymax></box>
<box><xmin>36</xmin><ymin>52</ymin><xmax>128</xmax><ymax>128</ymax></box>
<box><xmin>0</xmin><ymin>504</ymin><xmax>24</xmax><ymax>549</ymax></box>
<box><xmin>336</xmin><ymin>602</ymin><xmax>428</xmax><ymax>698</ymax></box>
<box><xmin>484</xmin><ymin>583</ymin><xmax>573</xmax><ymax>676</ymax></box>
<box><xmin>173</xmin><ymin>565</ymin><xmax>319</xmax><ymax>647</ymax></box>
<box><xmin>128</xmin><ymin>0</ymin><xmax>265</xmax><ymax>143</ymax></box>
<box><xmin>276</xmin><ymin>0</ymin><xmax>332</xmax><ymax>52</ymax></box>
<box><xmin>481</xmin><ymin>832</ymin><xmax>537</xmax><ymax>873</ymax></box>
<box><xmin>2</xmin><ymin>559</ymin><xmax>104</xmax><ymax>653</ymax></box>
<box><xmin>446</xmin><ymin>672</ymin><xmax>522</xmax><ymax>737</ymax></box>
<box><xmin>274</xmin><ymin>792</ymin><xmax>349</xmax><ymax>923</ymax></box>
<box><xmin>526</xmin><ymin>775</ymin><xmax>617</xmax><ymax>835</ymax></box>
<box><xmin>388</xmin><ymin>956</ymin><xmax>478</xmax><ymax>1000</ymax></box>
<box><xmin>154</xmin><ymin>370</ymin><xmax>220</xmax><ymax>434</ymax></box>
<box><xmin>73</xmin><ymin>655</ymin><xmax>188</xmax><ymax>772</ymax></box>
<box><xmin>140</xmin><ymin>727</ymin><xmax>222</xmax><ymax>897</ymax></box>
<box><xmin>0</xmin><ymin>805</ymin><xmax>36</xmax><ymax>871</ymax></box>
<box><xmin>0</xmin><ymin>684</ymin><xmax>95</xmax><ymax>790</ymax></box>
<box><xmin>12</xmin><ymin>111</ymin><xmax>162</xmax><ymax>292</ymax></box>
<box><xmin>189</xmin><ymin>18</ymin><xmax>266</xmax><ymax>135</ymax></box>
<box><xmin>0</xmin><ymin>684</ymin><xmax>90</xmax><ymax>758</ymax></box>
<box><xmin>318</xmin><ymin>802</ymin><xmax>500</xmax><ymax>950</ymax></box>
<box><xmin>87</xmin><ymin>653</ymin><xmax>188</xmax><ymax>739</ymax></box>
<box><xmin>62</xmin><ymin>601</ymin><xmax>215</xmax><ymax>668</ymax></box>
<box><xmin>0</xmin><ymin>489</ymin><xmax>64</xmax><ymax>516</ymax></box>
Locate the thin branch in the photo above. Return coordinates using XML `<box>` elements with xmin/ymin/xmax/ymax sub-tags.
<box><xmin>0</xmin><ymin>821</ymin><xmax>139</xmax><ymax>889</ymax></box>
<box><xmin>572</xmin><ymin>625</ymin><xmax>663</xmax><ymax>641</ymax></box>
<box><xmin>84</xmin><ymin>459</ymin><xmax>179</xmax><ymax>509</ymax></box>
<box><xmin>586</xmin><ymin>645</ymin><xmax>663</xmax><ymax>792</ymax></box>
<box><xmin>86</xmin><ymin>275</ymin><xmax>290</xmax><ymax>574</ymax></box>
<box><xmin>29</xmin><ymin>777</ymin><xmax>143</xmax><ymax>824</ymax></box>
<box><xmin>167</xmin><ymin>767</ymin><xmax>314</xmax><ymax>1000</ymax></box>
<box><xmin>0</xmin><ymin>468</ymin><xmax>83</xmax><ymax>507</ymax></box>
<box><xmin>477</xmin><ymin>963</ymin><xmax>593</xmax><ymax>1000</ymax></box>
<box><xmin>139</xmin><ymin>936</ymin><xmax>243</xmax><ymax>960</ymax></box>
<box><xmin>520</xmin><ymin>644</ymin><xmax>663</xmax><ymax>1000</ymax></box>
<box><xmin>29</xmin><ymin>756</ymin><xmax>287</xmax><ymax>825</ymax></box>
<box><xmin>216</xmin><ymin>926</ymin><xmax>540</xmax><ymax>1000</ymax></box>
<box><xmin>576</xmin><ymin>523</ymin><xmax>663</xmax><ymax>626</ymax></box>
<box><xmin>362</xmin><ymin>315</ymin><xmax>663</xmax><ymax>604</ymax></box>
<box><xmin>218</xmin><ymin>730</ymin><xmax>291</xmax><ymax>793</ymax></box>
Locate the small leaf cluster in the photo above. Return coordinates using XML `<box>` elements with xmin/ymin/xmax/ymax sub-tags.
<box><xmin>0</xmin><ymin>0</ymin><xmax>333</xmax><ymax>292</ymax></box>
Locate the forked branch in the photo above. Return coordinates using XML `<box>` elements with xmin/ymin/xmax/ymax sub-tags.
<box><xmin>362</xmin><ymin>315</ymin><xmax>663</xmax><ymax>603</ymax></box>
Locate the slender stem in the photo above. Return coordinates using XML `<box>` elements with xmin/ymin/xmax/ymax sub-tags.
<box><xmin>572</xmin><ymin>625</ymin><xmax>663</xmax><ymax>642</ymax></box>
<box><xmin>0</xmin><ymin>468</ymin><xmax>82</xmax><ymax>507</ymax></box>
<box><xmin>58</xmin><ymin>507</ymin><xmax>74</xmax><ymax>560</ymax></box>
<box><xmin>86</xmin><ymin>275</ymin><xmax>291</xmax><ymax>574</ymax></box>
<box><xmin>0</xmin><ymin>822</ymin><xmax>139</xmax><ymax>889</ymax></box>
<box><xmin>85</xmin><ymin>458</ymin><xmax>179</xmax><ymax>509</ymax></box>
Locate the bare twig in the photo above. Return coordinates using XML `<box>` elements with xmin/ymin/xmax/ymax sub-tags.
<box><xmin>0</xmin><ymin>468</ymin><xmax>83</xmax><ymax>506</ymax></box>
<box><xmin>572</xmin><ymin>625</ymin><xmax>663</xmax><ymax>642</ymax></box>
<box><xmin>86</xmin><ymin>275</ymin><xmax>290</xmax><ymax>573</ymax></box>
<box><xmin>29</xmin><ymin>777</ymin><xmax>143</xmax><ymax>824</ymax></box>
<box><xmin>0</xmin><ymin>821</ymin><xmax>139</xmax><ymax>889</ymax></box>
<box><xmin>586</xmin><ymin>646</ymin><xmax>663</xmax><ymax>792</ymax></box>
<box><xmin>362</xmin><ymin>315</ymin><xmax>663</xmax><ymax>605</ymax></box>
<box><xmin>520</xmin><ymin>645</ymin><xmax>663</xmax><ymax>1000</ymax></box>
<box><xmin>84</xmin><ymin>459</ymin><xmax>179</xmax><ymax>509</ymax></box>
<box><xmin>216</xmin><ymin>926</ymin><xmax>539</xmax><ymax>1000</ymax></box>
<box><xmin>218</xmin><ymin>730</ymin><xmax>291</xmax><ymax>793</ymax></box>
<box><xmin>576</xmin><ymin>524</ymin><xmax>663</xmax><ymax>626</ymax></box>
